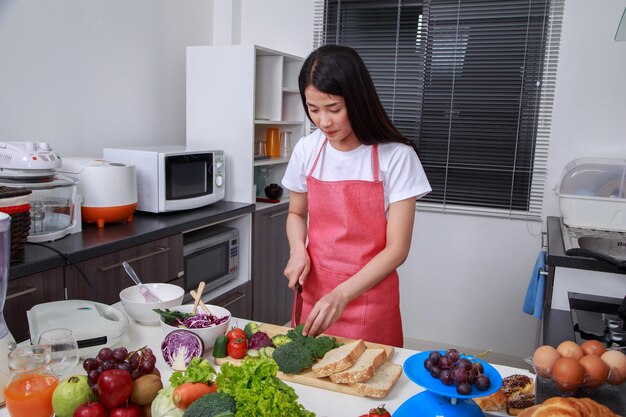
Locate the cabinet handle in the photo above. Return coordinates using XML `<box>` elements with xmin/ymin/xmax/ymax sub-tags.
<box><xmin>6</xmin><ymin>285</ymin><xmax>38</xmax><ymax>300</ymax></box>
<box><xmin>98</xmin><ymin>246</ymin><xmax>171</xmax><ymax>272</ymax></box>
<box><xmin>267</xmin><ymin>209</ymin><xmax>289</xmax><ymax>218</ymax></box>
<box><xmin>219</xmin><ymin>293</ymin><xmax>246</xmax><ymax>309</ymax></box>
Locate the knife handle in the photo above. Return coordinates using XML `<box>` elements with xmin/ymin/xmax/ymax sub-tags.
<box><xmin>295</xmin><ymin>282</ymin><xmax>302</xmax><ymax>293</ymax></box>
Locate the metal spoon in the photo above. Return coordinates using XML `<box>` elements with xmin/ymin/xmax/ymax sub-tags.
<box><xmin>122</xmin><ymin>261</ymin><xmax>161</xmax><ymax>302</ymax></box>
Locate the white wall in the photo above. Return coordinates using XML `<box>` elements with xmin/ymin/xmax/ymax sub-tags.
<box><xmin>0</xmin><ymin>0</ymin><xmax>213</xmax><ymax>158</ymax></box>
<box><xmin>1</xmin><ymin>0</ymin><xmax>624</xmax><ymax>361</ymax></box>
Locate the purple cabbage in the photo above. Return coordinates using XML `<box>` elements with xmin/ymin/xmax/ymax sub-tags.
<box><xmin>248</xmin><ymin>331</ymin><xmax>272</xmax><ymax>350</ymax></box>
<box><xmin>175</xmin><ymin>313</ymin><xmax>230</xmax><ymax>329</ymax></box>
<box><xmin>161</xmin><ymin>329</ymin><xmax>204</xmax><ymax>371</ymax></box>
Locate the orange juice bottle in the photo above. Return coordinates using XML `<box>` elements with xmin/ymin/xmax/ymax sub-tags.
<box><xmin>3</xmin><ymin>345</ymin><xmax>59</xmax><ymax>417</ymax></box>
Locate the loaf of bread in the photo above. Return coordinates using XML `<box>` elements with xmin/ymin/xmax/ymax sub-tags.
<box><xmin>312</xmin><ymin>339</ymin><xmax>366</xmax><ymax>378</ymax></box>
<box><xmin>517</xmin><ymin>397</ymin><xmax>619</xmax><ymax>417</ymax></box>
<box><xmin>507</xmin><ymin>393</ymin><xmax>536</xmax><ymax>416</ymax></box>
<box><xmin>329</xmin><ymin>348</ymin><xmax>387</xmax><ymax>384</ymax></box>
<box><xmin>350</xmin><ymin>361</ymin><xmax>403</xmax><ymax>398</ymax></box>
<box><xmin>501</xmin><ymin>374</ymin><xmax>535</xmax><ymax>398</ymax></box>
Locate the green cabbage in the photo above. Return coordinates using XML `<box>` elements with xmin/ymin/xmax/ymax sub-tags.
<box><xmin>151</xmin><ymin>385</ymin><xmax>184</xmax><ymax>417</ymax></box>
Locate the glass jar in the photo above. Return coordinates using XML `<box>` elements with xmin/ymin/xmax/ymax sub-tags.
<box><xmin>3</xmin><ymin>345</ymin><xmax>59</xmax><ymax>417</ymax></box>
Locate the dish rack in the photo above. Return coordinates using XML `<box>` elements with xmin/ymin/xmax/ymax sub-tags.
<box><xmin>0</xmin><ymin>186</ymin><xmax>32</xmax><ymax>262</ymax></box>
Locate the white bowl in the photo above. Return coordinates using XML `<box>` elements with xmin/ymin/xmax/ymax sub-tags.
<box><xmin>119</xmin><ymin>283</ymin><xmax>185</xmax><ymax>325</ymax></box>
<box><xmin>159</xmin><ymin>304</ymin><xmax>231</xmax><ymax>351</ymax></box>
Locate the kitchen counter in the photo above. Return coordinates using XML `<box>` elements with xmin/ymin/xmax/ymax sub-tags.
<box><xmin>0</xmin><ymin>304</ymin><xmax>534</xmax><ymax>417</ymax></box>
<box><xmin>8</xmin><ymin>200</ymin><xmax>254</xmax><ymax>280</ymax></box>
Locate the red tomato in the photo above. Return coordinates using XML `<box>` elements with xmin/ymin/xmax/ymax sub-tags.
<box><xmin>367</xmin><ymin>405</ymin><xmax>391</xmax><ymax>417</ymax></box>
<box><xmin>226</xmin><ymin>328</ymin><xmax>246</xmax><ymax>342</ymax></box>
<box><xmin>227</xmin><ymin>338</ymin><xmax>247</xmax><ymax>359</ymax></box>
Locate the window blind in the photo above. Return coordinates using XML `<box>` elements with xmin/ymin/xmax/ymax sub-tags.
<box><xmin>312</xmin><ymin>0</ymin><xmax>563</xmax><ymax>219</ymax></box>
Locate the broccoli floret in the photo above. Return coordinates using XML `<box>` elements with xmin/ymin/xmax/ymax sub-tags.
<box><xmin>243</xmin><ymin>322</ymin><xmax>260</xmax><ymax>339</ymax></box>
<box><xmin>272</xmin><ymin>342</ymin><xmax>315</xmax><ymax>374</ymax></box>
<box><xmin>286</xmin><ymin>324</ymin><xmax>341</xmax><ymax>359</ymax></box>
<box><xmin>183</xmin><ymin>392</ymin><xmax>236</xmax><ymax>417</ymax></box>
<box><xmin>271</xmin><ymin>334</ymin><xmax>292</xmax><ymax>347</ymax></box>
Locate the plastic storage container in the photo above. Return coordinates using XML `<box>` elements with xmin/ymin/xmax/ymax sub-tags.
<box><xmin>558</xmin><ymin>158</ymin><xmax>626</xmax><ymax>231</ymax></box>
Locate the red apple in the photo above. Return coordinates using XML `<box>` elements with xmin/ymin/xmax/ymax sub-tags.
<box><xmin>73</xmin><ymin>401</ymin><xmax>108</xmax><ymax>417</ymax></box>
<box><xmin>110</xmin><ymin>403</ymin><xmax>144</xmax><ymax>417</ymax></box>
<box><xmin>96</xmin><ymin>369</ymin><xmax>133</xmax><ymax>410</ymax></box>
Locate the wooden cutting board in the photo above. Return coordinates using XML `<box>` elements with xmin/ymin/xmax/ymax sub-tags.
<box><xmin>214</xmin><ymin>323</ymin><xmax>396</xmax><ymax>397</ymax></box>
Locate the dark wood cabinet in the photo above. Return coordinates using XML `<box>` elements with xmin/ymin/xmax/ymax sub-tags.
<box><xmin>252</xmin><ymin>204</ymin><xmax>292</xmax><ymax>325</ymax></box>
<box><xmin>207</xmin><ymin>281</ymin><xmax>252</xmax><ymax>320</ymax></box>
<box><xmin>5</xmin><ymin>267</ymin><xmax>65</xmax><ymax>342</ymax></box>
<box><xmin>66</xmin><ymin>235</ymin><xmax>184</xmax><ymax>305</ymax></box>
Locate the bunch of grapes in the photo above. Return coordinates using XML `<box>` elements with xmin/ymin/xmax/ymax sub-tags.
<box><xmin>423</xmin><ymin>348</ymin><xmax>491</xmax><ymax>396</ymax></box>
<box><xmin>82</xmin><ymin>346</ymin><xmax>157</xmax><ymax>394</ymax></box>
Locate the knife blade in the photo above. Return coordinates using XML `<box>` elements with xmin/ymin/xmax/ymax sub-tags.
<box><xmin>291</xmin><ymin>282</ymin><xmax>303</xmax><ymax>327</ymax></box>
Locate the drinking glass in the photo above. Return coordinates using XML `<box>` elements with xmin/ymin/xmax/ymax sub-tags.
<box><xmin>265</xmin><ymin>128</ymin><xmax>281</xmax><ymax>158</ymax></box>
<box><xmin>280</xmin><ymin>131</ymin><xmax>293</xmax><ymax>159</ymax></box>
<box><xmin>38</xmin><ymin>328</ymin><xmax>79</xmax><ymax>378</ymax></box>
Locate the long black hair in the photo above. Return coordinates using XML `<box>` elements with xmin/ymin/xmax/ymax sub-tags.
<box><xmin>298</xmin><ymin>45</ymin><xmax>419</xmax><ymax>155</ymax></box>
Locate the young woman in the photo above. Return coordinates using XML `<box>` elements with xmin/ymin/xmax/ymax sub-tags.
<box><xmin>281</xmin><ymin>45</ymin><xmax>431</xmax><ymax>347</ymax></box>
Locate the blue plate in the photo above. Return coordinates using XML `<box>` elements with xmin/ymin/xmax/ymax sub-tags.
<box><xmin>403</xmin><ymin>350</ymin><xmax>503</xmax><ymax>399</ymax></box>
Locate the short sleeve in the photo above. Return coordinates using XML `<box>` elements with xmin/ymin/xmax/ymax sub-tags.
<box><xmin>383</xmin><ymin>145</ymin><xmax>431</xmax><ymax>204</ymax></box>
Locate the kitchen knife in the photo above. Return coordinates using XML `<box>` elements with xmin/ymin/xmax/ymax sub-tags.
<box><xmin>292</xmin><ymin>282</ymin><xmax>303</xmax><ymax>326</ymax></box>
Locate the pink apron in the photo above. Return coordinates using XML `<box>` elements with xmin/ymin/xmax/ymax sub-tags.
<box><xmin>295</xmin><ymin>139</ymin><xmax>403</xmax><ymax>347</ymax></box>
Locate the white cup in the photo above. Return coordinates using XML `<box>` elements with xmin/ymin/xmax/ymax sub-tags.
<box><xmin>280</xmin><ymin>131</ymin><xmax>293</xmax><ymax>159</ymax></box>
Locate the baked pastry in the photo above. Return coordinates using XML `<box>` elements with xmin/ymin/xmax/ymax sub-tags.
<box><xmin>473</xmin><ymin>390</ymin><xmax>507</xmax><ymax>411</ymax></box>
<box><xmin>517</xmin><ymin>396</ymin><xmax>619</xmax><ymax>417</ymax></box>
<box><xmin>507</xmin><ymin>392</ymin><xmax>536</xmax><ymax>416</ymax></box>
<box><xmin>501</xmin><ymin>374</ymin><xmax>535</xmax><ymax>398</ymax></box>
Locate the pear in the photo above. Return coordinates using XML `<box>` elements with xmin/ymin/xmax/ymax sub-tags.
<box><xmin>52</xmin><ymin>374</ymin><xmax>96</xmax><ymax>417</ymax></box>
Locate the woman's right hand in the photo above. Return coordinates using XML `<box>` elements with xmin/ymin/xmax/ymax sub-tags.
<box><xmin>284</xmin><ymin>246</ymin><xmax>310</xmax><ymax>290</ymax></box>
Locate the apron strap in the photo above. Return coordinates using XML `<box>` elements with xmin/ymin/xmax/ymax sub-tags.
<box><xmin>308</xmin><ymin>138</ymin><xmax>380</xmax><ymax>181</ymax></box>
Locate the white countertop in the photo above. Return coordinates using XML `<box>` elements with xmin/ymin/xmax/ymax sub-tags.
<box><xmin>0</xmin><ymin>306</ymin><xmax>534</xmax><ymax>417</ymax></box>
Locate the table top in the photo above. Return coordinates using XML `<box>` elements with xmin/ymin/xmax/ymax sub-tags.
<box><xmin>0</xmin><ymin>305</ymin><xmax>534</xmax><ymax>417</ymax></box>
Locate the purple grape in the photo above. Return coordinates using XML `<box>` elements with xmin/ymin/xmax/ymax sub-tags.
<box><xmin>429</xmin><ymin>365</ymin><xmax>442</xmax><ymax>378</ymax></box>
<box><xmin>439</xmin><ymin>356</ymin><xmax>454</xmax><ymax>370</ymax></box>
<box><xmin>456</xmin><ymin>381</ymin><xmax>472</xmax><ymax>395</ymax></box>
<box><xmin>456</xmin><ymin>358</ymin><xmax>472</xmax><ymax>371</ymax></box>
<box><xmin>428</xmin><ymin>351</ymin><xmax>442</xmax><ymax>365</ymax></box>
<box><xmin>474</xmin><ymin>362</ymin><xmax>484</xmax><ymax>374</ymax></box>
<box><xmin>445</xmin><ymin>348</ymin><xmax>460</xmax><ymax>363</ymax></box>
<box><xmin>98</xmin><ymin>347</ymin><xmax>113</xmax><ymax>362</ymax></box>
<box><xmin>112</xmin><ymin>348</ymin><xmax>128</xmax><ymax>363</ymax></box>
<box><xmin>117</xmin><ymin>361</ymin><xmax>132</xmax><ymax>372</ymax></box>
<box><xmin>131</xmin><ymin>369</ymin><xmax>141</xmax><ymax>380</ymax></box>
<box><xmin>475</xmin><ymin>374</ymin><xmax>491</xmax><ymax>391</ymax></box>
<box><xmin>87</xmin><ymin>370</ymin><xmax>100</xmax><ymax>385</ymax></box>
<box><xmin>140</xmin><ymin>360</ymin><xmax>155</xmax><ymax>374</ymax></box>
<box><xmin>83</xmin><ymin>358</ymin><xmax>98</xmax><ymax>372</ymax></box>
<box><xmin>424</xmin><ymin>358</ymin><xmax>433</xmax><ymax>371</ymax></box>
<box><xmin>439</xmin><ymin>369</ymin><xmax>454</xmax><ymax>385</ymax></box>
<box><xmin>452</xmin><ymin>367</ymin><xmax>469</xmax><ymax>384</ymax></box>
<box><xmin>468</xmin><ymin>367</ymin><xmax>479</xmax><ymax>385</ymax></box>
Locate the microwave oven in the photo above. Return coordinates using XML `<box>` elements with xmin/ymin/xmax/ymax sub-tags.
<box><xmin>103</xmin><ymin>145</ymin><xmax>225</xmax><ymax>213</ymax></box>
<box><xmin>182</xmin><ymin>225</ymin><xmax>239</xmax><ymax>301</ymax></box>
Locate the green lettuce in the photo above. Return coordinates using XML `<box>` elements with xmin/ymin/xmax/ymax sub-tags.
<box><xmin>216</xmin><ymin>358</ymin><xmax>315</xmax><ymax>417</ymax></box>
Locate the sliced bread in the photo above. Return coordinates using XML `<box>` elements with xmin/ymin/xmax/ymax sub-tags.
<box><xmin>312</xmin><ymin>339</ymin><xmax>366</xmax><ymax>378</ymax></box>
<box><xmin>350</xmin><ymin>361</ymin><xmax>402</xmax><ymax>399</ymax></box>
<box><xmin>329</xmin><ymin>348</ymin><xmax>387</xmax><ymax>384</ymax></box>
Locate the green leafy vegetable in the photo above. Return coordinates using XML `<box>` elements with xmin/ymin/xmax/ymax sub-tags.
<box><xmin>151</xmin><ymin>385</ymin><xmax>184</xmax><ymax>417</ymax></box>
<box><xmin>169</xmin><ymin>357</ymin><xmax>217</xmax><ymax>387</ymax></box>
<box><xmin>182</xmin><ymin>392</ymin><xmax>236</xmax><ymax>417</ymax></box>
<box><xmin>287</xmin><ymin>324</ymin><xmax>342</xmax><ymax>359</ymax></box>
<box><xmin>216</xmin><ymin>357</ymin><xmax>315</xmax><ymax>417</ymax></box>
<box><xmin>243</xmin><ymin>322</ymin><xmax>260</xmax><ymax>339</ymax></box>
<box><xmin>272</xmin><ymin>342</ymin><xmax>315</xmax><ymax>374</ymax></box>
<box><xmin>153</xmin><ymin>308</ymin><xmax>193</xmax><ymax>325</ymax></box>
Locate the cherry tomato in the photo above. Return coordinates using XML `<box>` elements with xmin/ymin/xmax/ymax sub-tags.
<box><xmin>367</xmin><ymin>405</ymin><xmax>391</xmax><ymax>417</ymax></box>
<box><xmin>226</xmin><ymin>327</ymin><xmax>246</xmax><ymax>342</ymax></box>
<box><xmin>227</xmin><ymin>337</ymin><xmax>247</xmax><ymax>359</ymax></box>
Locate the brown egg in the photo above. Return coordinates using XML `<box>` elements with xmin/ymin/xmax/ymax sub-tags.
<box><xmin>532</xmin><ymin>345</ymin><xmax>561</xmax><ymax>378</ymax></box>
<box><xmin>556</xmin><ymin>340</ymin><xmax>584</xmax><ymax>360</ymax></box>
<box><xmin>552</xmin><ymin>357</ymin><xmax>584</xmax><ymax>393</ymax></box>
<box><xmin>580</xmin><ymin>340</ymin><xmax>607</xmax><ymax>357</ymax></box>
<box><xmin>601</xmin><ymin>350</ymin><xmax>626</xmax><ymax>385</ymax></box>
<box><xmin>579</xmin><ymin>353</ymin><xmax>609</xmax><ymax>390</ymax></box>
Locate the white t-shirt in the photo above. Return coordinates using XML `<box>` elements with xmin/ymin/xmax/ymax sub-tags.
<box><xmin>282</xmin><ymin>129</ymin><xmax>431</xmax><ymax>212</ymax></box>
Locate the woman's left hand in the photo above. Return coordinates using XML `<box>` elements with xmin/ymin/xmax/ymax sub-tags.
<box><xmin>302</xmin><ymin>288</ymin><xmax>348</xmax><ymax>337</ymax></box>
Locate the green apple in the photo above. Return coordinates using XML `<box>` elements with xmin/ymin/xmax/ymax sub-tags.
<box><xmin>52</xmin><ymin>374</ymin><xmax>96</xmax><ymax>417</ymax></box>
